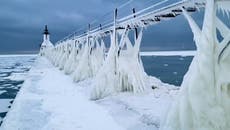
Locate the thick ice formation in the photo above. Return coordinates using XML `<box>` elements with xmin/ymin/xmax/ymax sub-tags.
<box><xmin>90</xmin><ymin>32</ymin><xmax>118</xmax><ymax>99</ymax></box>
<box><xmin>90</xmin><ymin>37</ymin><xmax>105</xmax><ymax>75</ymax></box>
<box><xmin>58</xmin><ymin>41</ymin><xmax>70</xmax><ymax>70</ymax></box>
<box><xmin>53</xmin><ymin>46</ymin><xmax>63</xmax><ymax>67</ymax></box>
<box><xmin>161</xmin><ymin>1</ymin><xmax>230</xmax><ymax>130</ymax></box>
<box><xmin>64</xmin><ymin>41</ymin><xmax>79</xmax><ymax>74</ymax></box>
<box><xmin>117</xmin><ymin>29</ymin><xmax>148</xmax><ymax>93</ymax></box>
<box><xmin>42</xmin><ymin>33</ymin><xmax>105</xmax><ymax>82</ymax></box>
<box><xmin>91</xmin><ymin>28</ymin><xmax>149</xmax><ymax>100</ymax></box>
<box><xmin>72</xmin><ymin>39</ymin><xmax>93</xmax><ymax>82</ymax></box>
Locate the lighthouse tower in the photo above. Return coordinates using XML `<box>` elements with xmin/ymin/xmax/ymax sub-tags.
<box><xmin>40</xmin><ymin>25</ymin><xmax>54</xmax><ymax>56</ymax></box>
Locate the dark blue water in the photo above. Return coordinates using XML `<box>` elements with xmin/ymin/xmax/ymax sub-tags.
<box><xmin>141</xmin><ymin>56</ymin><xmax>193</xmax><ymax>86</ymax></box>
<box><xmin>0</xmin><ymin>56</ymin><xmax>36</xmax><ymax>125</ymax></box>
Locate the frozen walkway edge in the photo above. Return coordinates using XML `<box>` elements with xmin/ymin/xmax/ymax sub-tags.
<box><xmin>0</xmin><ymin>57</ymin><xmax>124</xmax><ymax>130</ymax></box>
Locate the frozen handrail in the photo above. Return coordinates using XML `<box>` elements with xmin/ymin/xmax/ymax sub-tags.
<box><xmin>55</xmin><ymin>0</ymin><xmax>206</xmax><ymax>45</ymax></box>
<box><xmin>117</xmin><ymin>0</ymin><xmax>169</xmax><ymax>23</ymax></box>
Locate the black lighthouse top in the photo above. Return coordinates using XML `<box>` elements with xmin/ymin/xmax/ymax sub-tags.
<box><xmin>43</xmin><ymin>25</ymin><xmax>50</xmax><ymax>35</ymax></box>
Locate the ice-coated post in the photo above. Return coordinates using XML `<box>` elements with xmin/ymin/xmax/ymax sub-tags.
<box><xmin>113</xmin><ymin>8</ymin><xmax>118</xmax><ymax>45</ymax></box>
<box><xmin>100</xmin><ymin>24</ymin><xmax>102</xmax><ymax>30</ymax></box>
<box><xmin>133</xmin><ymin>8</ymin><xmax>138</xmax><ymax>40</ymax></box>
<box><xmin>87</xmin><ymin>24</ymin><xmax>91</xmax><ymax>46</ymax></box>
<box><xmin>113</xmin><ymin>8</ymin><xmax>118</xmax><ymax>75</ymax></box>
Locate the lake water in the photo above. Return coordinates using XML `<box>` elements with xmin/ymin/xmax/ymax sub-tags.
<box><xmin>0</xmin><ymin>55</ymin><xmax>193</xmax><ymax>125</ymax></box>
<box><xmin>141</xmin><ymin>56</ymin><xmax>193</xmax><ymax>86</ymax></box>
<box><xmin>0</xmin><ymin>55</ymin><xmax>36</xmax><ymax>125</ymax></box>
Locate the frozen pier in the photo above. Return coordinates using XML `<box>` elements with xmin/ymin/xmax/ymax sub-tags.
<box><xmin>0</xmin><ymin>57</ymin><xmax>177</xmax><ymax>130</ymax></box>
<box><xmin>1</xmin><ymin>0</ymin><xmax>230</xmax><ymax>129</ymax></box>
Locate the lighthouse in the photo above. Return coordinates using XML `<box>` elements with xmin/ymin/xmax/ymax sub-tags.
<box><xmin>40</xmin><ymin>25</ymin><xmax>54</xmax><ymax>56</ymax></box>
<box><xmin>43</xmin><ymin>25</ymin><xmax>50</xmax><ymax>41</ymax></box>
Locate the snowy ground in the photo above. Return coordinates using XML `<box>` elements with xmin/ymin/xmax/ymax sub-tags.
<box><xmin>1</xmin><ymin>57</ymin><xmax>178</xmax><ymax>130</ymax></box>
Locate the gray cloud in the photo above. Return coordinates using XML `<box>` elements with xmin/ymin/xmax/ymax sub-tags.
<box><xmin>0</xmin><ymin>0</ymin><xmax>204</xmax><ymax>54</ymax></box>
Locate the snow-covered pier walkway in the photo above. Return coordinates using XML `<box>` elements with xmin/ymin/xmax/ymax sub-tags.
<box><xmin>0</xmin><ymin>57</ymin><xmax>177</xmax><ymax>130</ymax></box>
<box><xmin>0</xmin><ymin>58</ymin><xmax>124</xmax><ymax>130</ymax></box>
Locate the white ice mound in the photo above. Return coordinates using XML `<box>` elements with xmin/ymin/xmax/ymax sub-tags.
<box><xmin>161</xmin><ymin>1</ymin><xmax>230</xmax><ymax>130</ymax></box>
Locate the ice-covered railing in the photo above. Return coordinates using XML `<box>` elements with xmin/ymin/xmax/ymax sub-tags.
<box><xmin>55</xmin><ymin>0</ymin><xmax>206</xmax><ymax>45</ymax></box>
<box><xmin>41</xmin><ymin>0</ymin><xmax>207</xmax><ymax>100</ymax></box>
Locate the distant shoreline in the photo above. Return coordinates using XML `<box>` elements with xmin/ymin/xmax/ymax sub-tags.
<box><xmin>140</xmin><ymin>50</ymin><xmax>196</xmax><ymax>56</ymax></box>
<box><xmin>0</xmin><ymin>50</ymin><xmax>196</xmax><ymax>57</ymax></box>
<box><xmin>0</xmin><ymin>54</ymin><xmax>37</xmax><ymax>57</ymax></box>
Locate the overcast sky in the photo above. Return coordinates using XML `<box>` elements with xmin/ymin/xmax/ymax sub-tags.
<box><xmin>0</xmin><ymin>0</ymin><xmax>205</xmax><ymax>54</ymax></box>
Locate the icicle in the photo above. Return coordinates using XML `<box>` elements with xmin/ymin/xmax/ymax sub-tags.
<box><xmin>90</xmin><ymin>31</ymin><xmax>118</xmax><ymax>100</ymax></box>
<box><xmin>216</xmin><ymin>17</ymin><xmax>230</xmax><ymax>39</ymax></box>
<box><xmin>59</xmin><ymin>42</ymin><xmax>70</xmax><ymax>70</ymax></box>
<box><xmin>64</xmin><ymin>40</ymin><xmax>76</xmax><ymax>74</ymax></box>
<box><xmin>73</xmin><ymin>40</ymin><xmax>93</xmax><ymax>82</ymax></box>
<box><xmin>133</xmin><ymin>28</ymin><xmax>143</xmax><ymax>54</ymax></box>
<box><xmin>217</xmin><ymin>1</ymin><xmax>230</xmax><ymax>15</ymax></box>
<box><xmin>182</xmin><ymin>8</ymin><xmax>202</xmax><ymax>49</ymax></box>
<box><xmin>117</xmin><ymin>28</ymin><xmax>147</xmax><ymax>93</ymax></box>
